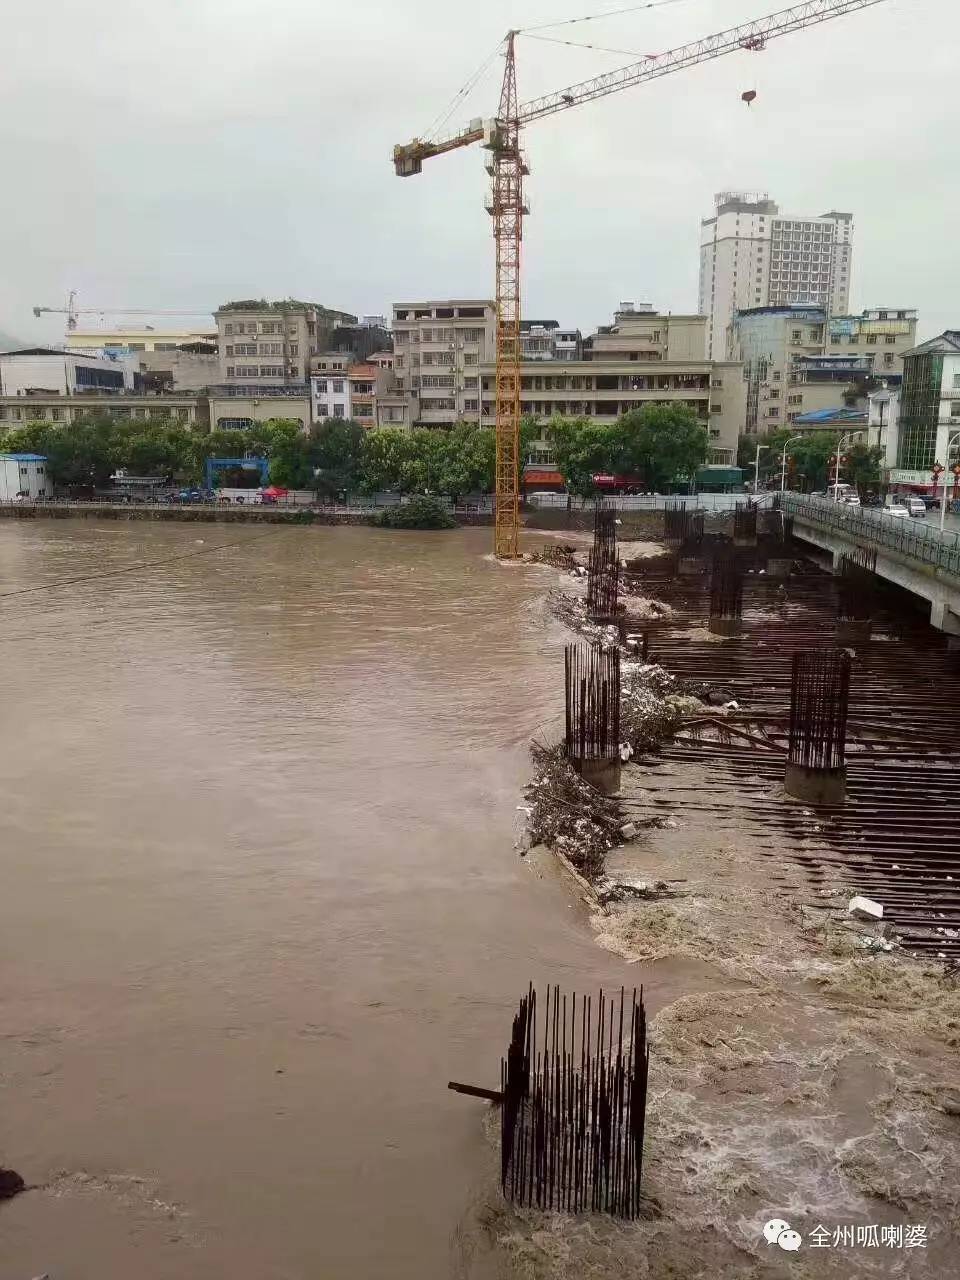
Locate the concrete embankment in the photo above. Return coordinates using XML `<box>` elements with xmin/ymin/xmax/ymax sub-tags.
<box><xmin>0</xmin><ymin>502</ymin><xmax>493</xmax><ymax>527</ymax></box>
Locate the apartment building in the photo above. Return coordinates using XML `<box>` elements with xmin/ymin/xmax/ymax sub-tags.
<box><xmin>894</xmin><ymin>332</ymin><xmax>960</xmax><ymax>482</ymax></box>
<box><xmin>391</xmin><ymin>299</ymin><xmax>496</xmax><ymax>427</ymax></box>
<box><xmin>216</xmin><ymin>301</ymin><xmax>318</xmax><ymax>386</ymax></box>
<box><xmin>699</xmin><ymin>192</ymin><xmax>854</xmax><ymax>360</ymax></box>
<box><xmin>479</xmin><ymin>307</ymin><xmax>745</xmax><ymax>467</ymax></box>
<box><xmin>732</xmin><ymin>306</ymin><xmax>918</xmax><ymax>434</ymax></box>
<box><xmin>312</xmin><ymin>362</ymin><xmax>391</xmax><ymax>427</ymax></box>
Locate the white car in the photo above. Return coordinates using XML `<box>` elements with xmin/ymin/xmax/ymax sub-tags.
<box><xmin>843</xmin><ymin>493</ymin><xmax>861</xmax><ymax>506</ymax></box>
<box><xmin>880</xmin><ymin>504</ymin><xmax>910</xmax><ymax>519</ymax></box>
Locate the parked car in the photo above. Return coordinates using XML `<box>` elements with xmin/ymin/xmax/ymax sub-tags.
<box><xmin>880</xmin><ymin>504</ymin><xmax>910</xmax><ymax>520</ymax></box>
<box><xmin>893</xmin><ymin>495</ymin><xmax>927</xmax><ymax>518</ymax></box>
<box><xmin>843</xmin><ymin>493</ymin><xmax>861</xmax><ymax>506</ymax></box>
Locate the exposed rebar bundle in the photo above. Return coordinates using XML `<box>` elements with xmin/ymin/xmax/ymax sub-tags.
<box><xmin>564</xmin><ymin>644</ymin><xmax>621</xmax><ymax>765</ymax></box>
<box><xmin>663</xmin><ymin>501</ymin><xmax>691</xmax><ymax>543</ymax></box>
<box><xmin>788</xmin><ymin>650</ymin><xmax>851</xmax><ymax>772</ymax></box>
<box><xmin>587</xmin><ymin>507</ymin><xmax>620</xmax><ymax>618</ymax></box>
<box><xmin>836</xmin><ymin>551</ymin><xmax>878</xmax><ymax>622</ymax></box>
<box><xmin>594</xmin><ymin>506</ymin><xmax>617</xmax><ymax>557</ymax></box>
<box><xmin>733</xmin><ymin>501</ymin><xmax>758</xmax><ymax>542</ymax></box>
<box><xmin>587</xmin><ymin>546</ymin><xmax>620</xmax><ymax>617</ymax></box>
<box><xmin>501</xmin><ymin>984</ymin><xmax>649</xmax><ymax>1218</ymax></box>
<box><xmin>710</xmin><ymin>554</ymin><xmax>744</xmax><ymax>621</ymax></box>
<box><xmin>682</xmin><ymin>510</ymin><xmax>705</xmax><ymax>550</ymax></box>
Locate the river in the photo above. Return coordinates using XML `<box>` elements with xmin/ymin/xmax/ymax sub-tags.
<box><xmin>0</xmin><ymin>520</ymin><xmax>630</xmax><ymax>1280</ymax></box>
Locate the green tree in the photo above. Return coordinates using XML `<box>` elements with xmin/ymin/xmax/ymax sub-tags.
<box><xmin>359</xmin><ymin>428</ymin><xmax>417</xmax><ymax>493</ymax></box>
<box><xmin>546</xmin><ymin>416</ymin><xmax>615</xmax><ymax>498</ymax></box>
<box><xmin>846</xmin><ymin>441</ymin><xmax>884</xmax><ymax>493</ymax></box>
<box><xmin>438</xmin><ymin>424</ymin><xmax>495</xmax><ymax>498</ymax></box>
<box><xmin>616</xmin><ymin>404</ymin><xmax>708</xmax><ymax>492</ymax></box>
<box><xmin>309</xmin><ymin>419</ymin><xmax>365</xmax><ymax>497</ymax></box>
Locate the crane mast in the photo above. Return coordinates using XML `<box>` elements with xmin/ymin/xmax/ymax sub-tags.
<box><xmin>490</xmin><ymin>33</ymin><xmax>525</xmax><ymax>560</ymax></box>
<box><xmin>394</xmin><ymin>0</ymin><xmax>891</xmax><ymax>559</ymax></box>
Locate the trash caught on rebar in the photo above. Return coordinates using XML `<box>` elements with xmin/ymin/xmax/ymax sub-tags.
<box><xmin>788</xmin><ymin>650</ymin><xmax>851</xmax><ymax>771</ymax></box>
<box><xmin>500</xmin><ymin>984</ymin><xmax>650</xmax><ymax>1218</ymax></box>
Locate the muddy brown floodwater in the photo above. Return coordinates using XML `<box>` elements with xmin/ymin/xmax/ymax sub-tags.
<box><xmin>0</xmin><ymin>520</ymin><xmax>664</xmax><ymax>1280</ymax></box>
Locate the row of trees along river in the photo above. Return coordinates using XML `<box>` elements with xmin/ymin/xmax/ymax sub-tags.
<box><xmin>0</xmin><ymin>405</ymin><xmax>884</xmax><ymax>498</ymax></box>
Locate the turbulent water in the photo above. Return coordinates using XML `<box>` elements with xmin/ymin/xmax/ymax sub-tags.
<box><xmin>0</xmin><ymin>520</ymin><xmax>634</xmax><ymax>1280</ymax></box>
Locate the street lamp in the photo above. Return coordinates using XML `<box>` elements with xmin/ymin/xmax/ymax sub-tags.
<box><xmin>832</xmin><ymin>432</ymin><xmax>854</xmax><ymax>499</ymax></box>
<box><xmin>780</xmin><ymin>434</ymin><xmax>803</xmax><ymax>493</ymax></box>
<box><xmin>939</xmin><ymin>428</ymin><xmax>960</xmax><ymax>531</ymax></box>
<box><xmin>753</xmin><ymin>443</ymin><xmax>768</xmax><ymax>496</ymax></box>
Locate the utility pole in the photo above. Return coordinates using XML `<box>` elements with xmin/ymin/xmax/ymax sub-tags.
<box><xmin>754</xmin><ymin>443</ymin><xmax>768</xmax><ymax>496</ymax></box>
<box><xmin>780</xmin><ymin>435</ymin><xmax>803</xmax><ymax>492</ymax></box>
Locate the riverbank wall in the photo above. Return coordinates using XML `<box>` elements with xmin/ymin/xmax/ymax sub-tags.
<box><xmin>0</xmin><ymin>503</ymin><xmax>495</xmax><ymax>528</ymax></box>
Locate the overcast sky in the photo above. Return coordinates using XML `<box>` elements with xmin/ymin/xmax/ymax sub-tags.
<box><xmin>1</xmin><ymin>0</ymin><xmax>954</xmax><ymax>347</ymax></box>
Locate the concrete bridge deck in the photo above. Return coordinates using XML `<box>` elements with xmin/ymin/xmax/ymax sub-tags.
<box><xmin>780</xmin><ymin>493</ymin><xmax>960</xmax><ymax>637</ymax></box>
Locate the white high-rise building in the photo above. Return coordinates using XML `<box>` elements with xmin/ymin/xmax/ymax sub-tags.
<box><xmin>699</xmin><ymin>192</ymin><xmax>854</xmax><ymax>360</ymax></box>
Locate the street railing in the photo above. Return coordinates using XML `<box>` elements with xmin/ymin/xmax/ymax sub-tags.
<box><xmin>778</xmin><ymin>493</ymin><xmax>960</xmax><ymax>582</ymax></box>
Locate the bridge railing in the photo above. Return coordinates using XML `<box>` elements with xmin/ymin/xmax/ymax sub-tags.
<box><xmin>779</xmin><ymin>493</ymin><xmax>960</xmax><ymax>582</ymax></box>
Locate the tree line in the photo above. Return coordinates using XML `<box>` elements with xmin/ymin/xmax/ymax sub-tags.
<box><xmin>740</xmin><ymin>427</ymin><xmax>885</xmax><ymax>493</ymax></box>
<box><xmin>0</xmin><ymin>402</ymin><xmax>710</xmax><ymax>497</ymax></box>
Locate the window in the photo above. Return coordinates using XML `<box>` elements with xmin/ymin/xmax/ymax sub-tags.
<box><xmin>767</xmin><ymin>407</ymin><xmax>779</xmax><ymax>418</ymax></box>
<box><xmin>831</xmin><ymin>335</ymin><xmax>841</xmax><ymax>345</ymax></box>
<box><xmin>259</xmin><ymin>365</ymin><xmax>284</xmax><ymax>377</ymax></box>
<box><xmin>885</xmin><ymin>336</ymin><xmax>896</xmax><ymax>345</ymax></box>
<box><xmin>235</xmin><ymin>365</ymin><xmax>258</xmax><ymax>377</ymax></box>
<box><xmin>333</xmin><ymin>405</ymin><xmax>345</xmax><ymax>418</ymax></box>
<box><xmin>290</xmin><ymin>345</ymin><xmax>299</xmax><ymax>357</ymax></box>
<box><xmin>177</xmin><ymin>408</ymin><xmax>189</xmax><ymax>422</ymax></box>
<box><xmin>52</xmin><ymin>407</ymin><xmax>64</xmax><ymax>421</ymax></box>
<box><xmin>317</xmin><ymin>404</ymin><xmax>329</xmax><ymax>416</ymax></box>
<box><xmin>788</xmin><ymin>394</ymin><xmax>803</xmax><ymax>405</ymax></box>
<box><xmin>769</xmin><ymin>389</ymin><xmax>780</xmax><ymax>400</ymax></box>
<box><xmin>710</xmin><ymin>403</ymin><xmax>722</xmax><ymax>413</ymax></box>
<box><xmin>952</xmin><ymin>402</ymin><xmax>960</xmax><ymax>418</ymax></box>
<box><xmin>235</xmin><ymin>343</ymin><xmax>257</xmax><ymax>356</ymax></box>
<box><xmin>224</xmin><ymin>323</ymin><xmax>234</xmax><ymax>335</ymax></box>
<box><xmin>332</xmin><ymin>380</ymin><xmax>344</xmax><ymax>394</ymax></box>
<box><xmin>791</xmin><ymin>330</ymin><xmax>802</xmax><ymax>341</ymax></box>
<box><xmin>883</xmin><ymin>354</ymin><xmax>895</xmax><ymax>368</ymax></box>
<box><xmin>463</xmin><ymin>352</ymin><xmax>478</xmax><ymax>365</ymax></box>
<box><xmin>354</xmin><ymin>404</ymin><xmax>372</xmax><ymax>419</ymax></box>
<box><xmin>226</xmin><ymin>366</ymin><xmax>235</xmax><ymax>377</ymax></box>
<box><xmin>460</xmin><ymin>328</ymin><xmax>484</xmax><ymax>342</ymax></box>
<box><xmin>316</xmin><ymin>380</ymin><xmax>328</xmax><ymax>392</ymax></box>
<box><xmin>772</xmin><ymin>370</ymin><xmax>781</xmax><ymax>381</ymax></box>
<box><xmin>866</xmin><ymin>335</ymin><xmax>878</xmax><ymax>344</ymax></box>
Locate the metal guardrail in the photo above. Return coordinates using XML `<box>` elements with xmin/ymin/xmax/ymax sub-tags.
<box><xmin>779</xmin><ymin>493</ymin><xmax>960</xmax><ymax>582</ymax></box>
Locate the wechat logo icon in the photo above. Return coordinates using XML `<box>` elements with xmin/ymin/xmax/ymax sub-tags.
<box><xmin>764</xmin><ymin>1219</ymin><xmax>803</xmax><ymax>1252</ymax></box>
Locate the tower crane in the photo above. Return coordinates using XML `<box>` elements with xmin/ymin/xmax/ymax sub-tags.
<box><xmin>394</xmin><ymin>0</ymin><xmax>890</xmax><ymax>559</ymax></box>
<box><xmin>33</xmin><ymin>291</ymin><xmax>212</xmax><ymax>331</ymax></box>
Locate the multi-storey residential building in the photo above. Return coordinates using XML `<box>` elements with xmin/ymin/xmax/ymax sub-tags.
<box><xmin>731</xmin><ymin>306</ymin><xmax>918</xmax><ymax>434</ymax></box>
<box><xmin>893</xmin><ymin>332</ymin><xmax>960</xmax><ymax>483</ymax></box>
<box><xmin>825</xmin><ymin>308</ymin><xmax>917</xmax><ymax>375</ymax></box>
<box><xmin>699</xmin><ymin>192</ymin><xmax>854</xmax><ymax>360</ymax></box>
<box><xmin>216</xmin><ymin>301</ymin><xmax>319</xmax><ymax>386</ymax></box>
<box><xmin>479</xmin><ymin>306</ymin><xmax>745</xmax><ymax>469</ymax></box>
<box><xmin>521</xmin><ymin>320</ymin><xmax>559</xmax><ymax>361</ymax></box>
<box><xmin>391</xmin><ymin>299</ymin><xmax>496</xmax><ymax>427</ymax></box>
<box><xmin>312</xmin><ymin>362</ymin><xmax>391</xmax><ymax>427</ymax></box>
